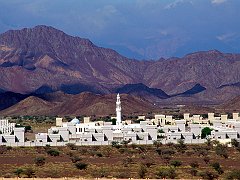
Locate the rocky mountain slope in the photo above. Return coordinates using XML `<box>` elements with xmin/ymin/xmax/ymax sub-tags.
<box><xmin>0</xmin><ymin>25</ymin><xmax>149</xmax><ymax>94</ymax></box>
<box><xmin>0</xmin><ymin>25</ymin><xmax>240</xmax><ymax>107</ymax></box>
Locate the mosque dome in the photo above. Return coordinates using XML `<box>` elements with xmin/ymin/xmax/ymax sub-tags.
<box><xmin>71</xmin><ymin>117</ymin><xmax>80</xmax><ymax>124</ymax></box>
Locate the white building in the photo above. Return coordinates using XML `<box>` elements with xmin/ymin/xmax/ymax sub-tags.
<box><xmin>0</xmin><ymin>119</ymin><xmax>25</xmax><ymax>145</ymax></box>
<box><xmin>1</xmin><ymin>94</ymin><xmax>240</xmax><ymax>146</ymax></box>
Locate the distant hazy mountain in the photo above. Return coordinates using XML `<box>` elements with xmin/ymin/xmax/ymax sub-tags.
<box><xmin>0</xmin><ymin>25</ymin><xmax>240</xmax><ymax>107</ymax></box>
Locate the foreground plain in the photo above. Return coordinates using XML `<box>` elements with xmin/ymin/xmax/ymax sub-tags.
<box><xmin>0</xmin><ymin>142</ymin><xmax>240</xmax><ymax>179</ymax></box>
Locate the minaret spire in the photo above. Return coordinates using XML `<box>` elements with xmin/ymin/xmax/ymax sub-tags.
<box><xmin>116</xmin><ymin>93</ymin><xmax>122</xmax><ymax>126</ymax></box>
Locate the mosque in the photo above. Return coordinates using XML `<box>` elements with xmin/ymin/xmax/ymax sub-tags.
<box><xmin>0</xmin><ymin>94</ymin><xmax>240</xmax><ymax>146</ymax></box>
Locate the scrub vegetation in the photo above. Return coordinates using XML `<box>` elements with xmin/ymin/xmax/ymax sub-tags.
<box><xmin>0</xmin><ymin>140</ymin><xmax>240</xmax><ymax>178</ymax></box>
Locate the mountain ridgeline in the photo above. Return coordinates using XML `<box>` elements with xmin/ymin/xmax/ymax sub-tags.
<box><xmin>0</xmin><ymin>25</ymin><xmax>240</xmax><ymax>115</ymax></box>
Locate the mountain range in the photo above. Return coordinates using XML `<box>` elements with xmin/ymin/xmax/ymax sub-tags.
<box><xmin>0</xmin><ymin>25</ymin><xmax>240</xmax><ymax>115</ymax></box>
<box><xmin>0</xmin><ymin>92</ymin><xmax>157</xmax><ymax>116</ymax></box>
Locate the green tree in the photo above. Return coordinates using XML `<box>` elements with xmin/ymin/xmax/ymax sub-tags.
<box><xmin>112</xmin><ymin>118</ymin><xmax>117</xmax><ymax>125</ymax></box>
<box><xmin>201</xmin><ymin>127</ymin><xmax>213</xmax><ymax>139</ymax></box>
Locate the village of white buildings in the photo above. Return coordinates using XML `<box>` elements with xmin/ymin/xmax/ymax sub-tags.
<box><xmin>0</xmin><ymin>94</ymin><xmax>240</xmax><ymax>147</ymax></box>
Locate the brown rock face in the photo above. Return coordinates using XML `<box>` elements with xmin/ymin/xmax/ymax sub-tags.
<box><xmin>0</xmin><ymin>25</ymin><xmax>240</xmax><ymax>105</ymax></box>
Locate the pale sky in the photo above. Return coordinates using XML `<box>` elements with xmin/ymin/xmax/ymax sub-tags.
<box><xmin>0</xmin><ymin>0</ymin><xmax>239</xmax><ymax>60</ymax></box>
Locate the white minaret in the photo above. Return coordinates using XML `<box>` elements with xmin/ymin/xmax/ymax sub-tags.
<box><xmin>116</xmin><ymin>93</ymin><xmax>122</xmax><ymax>126</ymax></box>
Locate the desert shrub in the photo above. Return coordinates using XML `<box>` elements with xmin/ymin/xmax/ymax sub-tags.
<box><xmin>0</xmin><ymin>146</ymin><xmax>8</xmax><ymax>154</ymax></box>
<box><xmin>156</xmin><ymin>166</ymin><xmax>177</xmax><ymax>179</ymax></box>
<box><xmin>231</xmin><ymin>139</ymin><xmax>239</xmax><ymax>148</ymax></box>
<box><xmin>130</xmin><ymin>143</ymin><xmax>137</xmax><ymax>149</ymax></box>
<box><xmin>122</xmin><ymin>156</ymin><xmax>133</xmax><ymax>167</ymax></box>
<box><xmin>190</xmin><ymin>168</ymin><xmax>198</xmax><ymax>176</ymax></box>
<box><xmin>34</xmin><ymin>156</ymin><xmax>46</xmax><ymax>166</ymax></box>
<box><xmin>90</xmin><ymin>167</ymin><xmax>109</xmax><ymax>178</ymax></box>
<box><xmin>137</xmin><ymin>146</ymin><xmax>146</xmax><ymax>152</ymax></box>
<box><xmin>225</xmin><ymin>169</ymin><xmax>240</xmax><ymax>179</ymax></box>
<box><xmin>153</xmin><ymin>140</ymin><xmax>162</xmax><ymax>148</ymax></box>
<box><xmin>166</xmin><ymin>142</ymin><xmax>174</xmax><ymax>147</ymax></box>
<box><xmin>6</xmin><ymin>146</ymin><xmax>12</xmax><ymax>150</ymax></box>
<box><xmin>23</xmin><ymin>167</ymin><xmax>35</xmax><ymax>178</ymax></box>
<box><xmin>66</xmin><ymin>143</ymin><xmax>77</xmax><ymax>150</ymax></box>
<box><xmin>212</xmin><ymin>140</ymin><xmax>220</xmax><ymax>146</ymax></box>
<box><xmin>70</xmin><ymin>155</ymin><xmax>82</xmax><ymax>163</ymax></box>
<box><xmin>161</xmin><ymin>148</ymin><xmax>175</xmax><ymax>155</ymax></box>
<box><xmin>203</xmin><ymin>156</ymin><xmax>210</xmax><ymax>164</ymax></box>
<box><xmin>215</xmin><ymin>144</ymin><xmax>228</xmax><ymax>158</ymax></box>
<box><xmin>47</xmin><ymin>149</ymin><xmax>60</xmax><ymax>156</ymax></box>
<box><xmin>156</xmin><ymin>148</ymin><xmax>162</xmax><ymax>155</ymax></box>
<box><xmin>78</xmin><ymin>147</ymin><xmax>88</xmax><ymax>155</ymax></box>
<box><xmin>14</xmin><ymin>168</ymin><xmax>24</xmax><ymax>177</ymax></box>
<box><xmin>162</xmin><ymin>155</ymin><xmax>172</xmax><ymax>165</ymax></box>
<box><xmin>190</xmin><ymin>161</ymin><xmax>199</xmax><ymax>168</ymax></box>
<box><xmin>118</xmin><ymin>148</ymin><xmax>126</xmax><ymax>154</ymax></box>
<box><xmin>44</xmin><ymin>144</ymin><xmax>51</xmax><ymax>151</ymax></box>
<box><xmin>198</xmin><ymin>170</ymin><xmax>218</xmax><ymax>180</ymax></box>
<box><xmin>96</xmin><ymin>152</ymin><xmax>103</xmax><ymax>157</ymax></box>
<box><xmin>143</xmin><ymin>159</ymin><xmax>155</xmax><ymax>168</ymax></box>
<box><xmin>211</xmin><ymin>162</ymin><xmax>224</xmax><ymax>174</ymax></box>
<box><xmin>37</xmin><ymin>168</ymin><xmax>61</xmax><ymax>178</ymax></box>
<box><xmin>75</xmin><ymin>162</ymin><xmax>88</xmax><ymax>170</ymax></box>
<box><xmin>138</xmin><ymin>164</ymin><xmax>147</xmax><ymax>178</ymax></box>
<box><xmin>3</xmin><ymin>173</ymin><xmax>14</xmax><ymax>178</ymax></box>
<box><xmin>111</xmin><ymin>141</ymin><xmax>121</xmax><ymax>148</ymax></box>
<box><xmin>185</xmin><ymin>150</ymin><xmax>194</xmax><ymax>156</ymax></box>
<box><xmin>101</xmin><ymin>146</ymin><xmax>113</xmax><ymax>157</ymax></box>
<box><xmin>115</xmin><ymin>171</ymin><xmax>131</xmax><ymax>179</ymax></box>
<box><xmin>121</xmin><ymin>140</ymin><xmax>130</xmax><ymax>147</ymax></box>
<box><xmin>198</xmin><ymin>149</ymin><xmax>208</xmax><ymax>156</ymax></box>
<box><xmin>205</xmin><ymin>138</ymin><xmax>212</xmax><ymax>146</ymax></box>
<box><xmin>175</xmin><ymin>139</ymin><xmax>187</xmax><ymax>151</ymax></box>
<box><xmin>170</xmin><ymin>160</ymin><xmax>182</xmax><ymax>167</ymax></box>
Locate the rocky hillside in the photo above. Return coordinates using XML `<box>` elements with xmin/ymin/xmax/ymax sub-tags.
<box><xmin>0</xmin><ymin>92</ymin><xmax>156</xmax><ymax>116</ymax></box>
<box><xmin>0</xmin><ymin>25</ymin><xmax>240</xmax><ymax>105</ymax></box>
